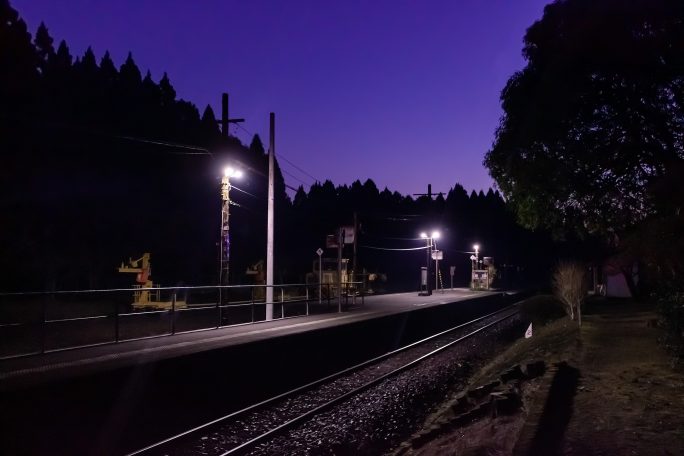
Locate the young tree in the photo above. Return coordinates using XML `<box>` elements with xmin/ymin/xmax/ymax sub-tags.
<box><xmin>553</xmin><ymin>261</ymin><xmax>588</xmax><ymax>326</ymax></box>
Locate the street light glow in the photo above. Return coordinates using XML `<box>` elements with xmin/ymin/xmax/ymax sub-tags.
<box><xmin>420</xmin><ymin>232</ymin><xmax>428</xmax><ymax>239</ymax></box>
<box><xmin>224</xmin><ymin>167</ymin><xmax>242</xmax><ymax>178</ymax></box>
<box><xmin>432</xmin><ymin>231</ymin><xmax>440</xmax><ymax>239</ymax></box>
<box><xmin>473</xmin><ymin>244</ymin><xmax>480</xmax><ymax>251</ymax></box>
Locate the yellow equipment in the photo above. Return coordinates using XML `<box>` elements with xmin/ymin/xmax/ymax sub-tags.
<box><xmin>118</xmin><ymin>253</ymin><xmax>186</xmax><ymax>310</ymax></box>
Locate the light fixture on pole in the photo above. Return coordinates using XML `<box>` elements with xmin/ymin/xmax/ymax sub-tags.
<box><xmin>419</xmin><ymin>230</ymin><xmax>440</xmax><ymax>296</ymax></box>
<box><xmin>471</xmin><ymin>243</ymin><xmax>481</xmax><ymax>289</ymax></box>
<box><xmin>432</xmin><ymin>232</ymin><xmax>441</xmax><ymax>292</ymax></box>
<box><xmin>220</xmin><ymin>166</ymin><xmax>242</xmax><ymax>286</ymax></box>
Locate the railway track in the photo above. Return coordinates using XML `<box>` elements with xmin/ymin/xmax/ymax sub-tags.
<box><xmin>127</xmin><ymin>304</ymin><xmax>521</xmax><ymax>456</ymax></box>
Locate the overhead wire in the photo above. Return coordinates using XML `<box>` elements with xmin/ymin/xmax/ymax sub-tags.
<box><xmin>115</xmin><ymin>135</ymin><xmax>212</xmax><ymax>154</ymax></box>
<box><xmin>17</xmin><ymin>114</ymin><xmax>307</xmax><ymax>196</ymax></box>
<box><xmin>229</xmin><ymin>184</ymin><xmax>259</xmax><ymax>200</ymax></box>
<box><xmin>234</xmin><ymin>122</ymin><xmax>314</xmax><ymax>193</ymax></box>
<box><xmin>363</xmin><ymin>234</ymin><xmax>426</xmax><ymax>241</ymax></box>
<box><xmin>278</xmin><ymin>154</ymin><xmax>320</xmax><ymax>184</ymax></box>
<box><xmin>360</xmin><ymin>245</ymin><xmax>429</xmax><ymax>251</ymax></box>
<box><xmin>281</xmin><ymin>168</ymin><xmax>311</xmax><ymax>189</ymax></box>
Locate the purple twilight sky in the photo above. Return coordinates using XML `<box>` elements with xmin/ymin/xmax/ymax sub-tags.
<box><xmin>14</xmin><ymin>0</ymin><xmax>549</xmax><ymax>197</ymax></box>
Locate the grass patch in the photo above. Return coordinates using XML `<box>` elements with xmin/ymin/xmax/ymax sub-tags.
<box><xmin>518</xmin><ymin>294</ymin><xmax>566</xmax><ymax>326</ymax></box>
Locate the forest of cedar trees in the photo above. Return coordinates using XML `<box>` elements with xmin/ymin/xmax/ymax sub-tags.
<box><xmin>0</xmin><ymin>0</ymin><xmax>557</xmax><ymax>293</ymax></box>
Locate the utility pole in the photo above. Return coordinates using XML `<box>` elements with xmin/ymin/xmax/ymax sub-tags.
<box><xmin>220</xmin><ymin>175</ymin><xmax>231</xmax><ymax>286</ymax></box>
<box><xmin>435</xmin><ymin>248</ymin><xmax>439</xmax><ymax>292</ymax></box>
<box><xmin>413</xmin><ymin>184</ymin><xmax>445</xmax><ymax>201</ymax></box>
<box><xmin>337</xmin><ymin>227</ymin><xmax>344</xmax><ymax>312</ymax></box>
<box><xmin>414</xmin><ymin>184</ymin><xmax>443</xmax><ymax>294</ymax></box>
<box><xmin>220</xmin><ymin>93</ymin><xmax>245</xmax><ymax>138</ymax></box>
<box><xmin>352</xmin><ymin>212</ymin><xmax>358</xmax><ymax>287</ymax></box>
<box><xmin>425</xmin><ymin>236</ymin><xmax>432</xmax><ymax>296</ymax></box>
<box><xmin>265</xmin><ymin>112</ymin><xmax>275</xmax><ymax>320</ymax></box>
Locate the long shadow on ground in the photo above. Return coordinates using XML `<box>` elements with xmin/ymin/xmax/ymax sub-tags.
<box><xmin>527</xmin><ymin>361</ymin><xmax>580</xmax><ymax>456</ymax></box>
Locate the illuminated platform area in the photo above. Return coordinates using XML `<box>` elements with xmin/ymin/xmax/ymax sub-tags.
<box><xmin>0</xmin><ymin>288</ymin><xmax>506</xmax><ymax>391</ymax></box>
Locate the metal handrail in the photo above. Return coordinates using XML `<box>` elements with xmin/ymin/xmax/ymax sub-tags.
<box><xmin>0</xmin><ymin>281</ymin><xmax>367</xmax><ymax>360</ymax></box>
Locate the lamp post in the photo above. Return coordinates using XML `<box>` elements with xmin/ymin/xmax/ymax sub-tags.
<box><xmin>471</xmin><ymin>243</ymin><xmax>480</xmax><ymax>289</ymax></box>
<box><xmin>420</xmin><ymin>230</ymin><xmax>440</xmax><ymax>296</ymax></box>
<box><xmin>220</xmin><ymin>166</ymin><xmax>242</xmax><ymax>286</ymax></box>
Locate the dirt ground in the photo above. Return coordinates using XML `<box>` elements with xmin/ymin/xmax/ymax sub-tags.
<box><xmin>391</xmin><ymin>297</ymin><xmax>684</xmax><ymax>456</ymax></box>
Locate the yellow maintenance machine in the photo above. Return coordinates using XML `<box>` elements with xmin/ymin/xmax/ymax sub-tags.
<box><xmin>118</xmin><ymin>253</ymin><xmax>186</xmax><ymax>310</ymax></box>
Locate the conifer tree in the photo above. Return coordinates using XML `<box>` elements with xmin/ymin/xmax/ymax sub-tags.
<box><xmin>0</xmin><ymin>0</ymin><xmax>38</xmax><ymax>115</ymax></box>
<box><xmin>99</xmin><ymin>51</ymin><xmax>117</xmax><ymax>82</ymax></box>
<box><xmin>159</xmin><ymin>72</ymin><xmax>176</xmax><ymax>107</ymax></box>
<box><xmin>200</xmin><ymin>104</ymin><xmax>219</xmax><ymax>138</ymax></box>
<box><xmin>119</xmin><ymin>51</ymin><xmax>141</xmax><ymax>84</ymax></box>
<box><xmin>54</xmin><ymin>40</ymin><xmax>72</xmax><ymax>69</ymax></box>
<box><xmin>33</xmin><ymin>22</ymin><xmax>54</xmax><ymax>73</ymax></box>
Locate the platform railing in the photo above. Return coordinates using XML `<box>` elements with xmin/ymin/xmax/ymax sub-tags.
<box><xmin>0</xmin><ymin>281</ymin><xmax>365</xmax><ymax>360</ymax></box>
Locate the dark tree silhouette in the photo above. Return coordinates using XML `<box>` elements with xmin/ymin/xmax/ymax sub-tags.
<box><xmin>0</xmin><ymin>0</ymin><xmax>37</xmax><ymax>116</ymax></box>
<box><xmin>484</xmin><ymin>0</ymin><xmax>684</xmax><ymax>237</ymax></box>
<box><xmin>33</xmin><ymin>21</ymin><xmax>54</xmax><ymax>73</ymax></box>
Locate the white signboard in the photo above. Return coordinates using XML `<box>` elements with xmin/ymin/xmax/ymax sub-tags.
<box><xmin>431</xmin><ymin>250</ymin><xmax>443</xmax><ymax>260</ymax></box>
<box><xmin>341</xmin><ymin>226</ymin><xmax>355</xmax><ymax>244</ymax></box>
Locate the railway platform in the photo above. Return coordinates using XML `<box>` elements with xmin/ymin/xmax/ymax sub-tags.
<box><xmin>0</xmin><ymin>288</ymin><xmax>504</xmax><ymax>391</ymax></box>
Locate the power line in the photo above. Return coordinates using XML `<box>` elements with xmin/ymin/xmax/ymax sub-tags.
<box><xmin>361</xmin><ymin>245</ymin><xmax>429</xmax><ymax>251</ymax></box>
<box><xmin>115</xmin><ymin>135</ymin><xmax>212</xmax><ymax>154</ymax></box>
<box><xmin>363</xmin><ymin>234</ymin><xmax>426</xmax><ymax>241</ymax></box>
<box><xmin>281</xmin><ymin>168</ymin><xmax>311</xmax><ymax>189</ymax></box>
<box><xmin>235</xmin><ymin>122</ymin><xmax>254</xmax><ymax>137</ymax></box>
<box><xmin>230</xmin><ymin>184</ymin><xmax>259</xmax><ymax>200</ymax></box>
<box><xmin>235</xmin><ymin>122</ymin><xmax>320</xmax><ymax>186</ymax></box>
<box><xmin>278</xmin><ymin>154</ymin><xmax>320</xmax><ymax>184</ymax></box>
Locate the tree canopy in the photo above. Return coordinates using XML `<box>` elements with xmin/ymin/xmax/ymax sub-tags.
<box><xmin>484</xmin><ymin>0</ymin><xmax>684</xmax><ymax>237</ymax></box>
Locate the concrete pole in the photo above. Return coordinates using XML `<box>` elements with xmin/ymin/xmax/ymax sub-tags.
<box><xmin>220</xmin><ymin>175</ymin><xmax>231</xmax><ymax>286</ymax></box>
<box><xmin>425</xmin><ymin>238</ymin><xmax>432</xmax><ymax>296</ymax></box>
<box><xmin>337</xmin><ymin>228</ymin><xmax>343</xmax><ymax>312</ymax></box>
<box><xmin>266</xmin><ymin>113</ymin><xmax>275</xmax><ymax>320</ymax></box>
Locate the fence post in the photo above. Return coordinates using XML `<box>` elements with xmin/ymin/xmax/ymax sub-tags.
<box><xmin>171</xmin><ymin>290</ymin><xmax>176</xmax><ymax>335</ymax></box>
<box><xmin>217</xmin><ymin>286</ymin><xmax>222</xmax><ymax>329</ymax></box>
<box><xmin>327</xmin><ymin>283</ymin><xmax>331</xmax><ymax>309</ymax></box>
<box><xmin>306</xmin><ymin>287</ymin><xmax>309</xmax><ymax>316</ymax></box>
<box><xmin>251</xmin><ymin>287</ymin><xmax>255</xmax><ymax>323</ymax></box>
<box><xmin>281</xmin><ymin>287</ymin><xmax>284</xmax><ymax>319</ymax></box>
<box><xmin>114</xmin><ymin>297</ymin><xmax>119</xmax><ymax>343</ymax></box>
<box><xmin>41</xmin><ymin>296</ymin><xmax>47</xmax><ymax>354</ymax></box>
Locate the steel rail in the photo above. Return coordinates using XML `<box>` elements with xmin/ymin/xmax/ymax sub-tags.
<box><xmin>127</xmin><ymin>303</ymin><xmax>519</xmax><ymax>456</ymax></box>
<box><xmin>221</xmin><ymin>309</ymin><xmax>518</xmax><ymax>455</ymax></box>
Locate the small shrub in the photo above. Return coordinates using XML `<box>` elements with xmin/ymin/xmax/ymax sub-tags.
<box><xmin>656</xmin><ymin>290</ymin><xmax>684</xmax><ymax>363</ymax></box>
<box><xmin>552</xmin><ymin>261</ymin><xmax>588</xmax><ymax>326</ymax></box>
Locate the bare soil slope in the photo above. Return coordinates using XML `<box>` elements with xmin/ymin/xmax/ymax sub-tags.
<box><xmin>393</xmin><ymin>298</ymin><xmax>684</xmax><ymax>456</ymax></box>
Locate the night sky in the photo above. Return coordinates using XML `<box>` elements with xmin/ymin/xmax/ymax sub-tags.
<box><xmin>15</xmin><ymin>0</ymin><xmax>548</xmax><ymax>197</ymax></box>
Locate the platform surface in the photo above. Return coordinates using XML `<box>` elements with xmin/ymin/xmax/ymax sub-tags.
<box><xmin>0</xmin><ymin>288</ymin><xmax>500</xmax><ymax>390</ymax></box>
